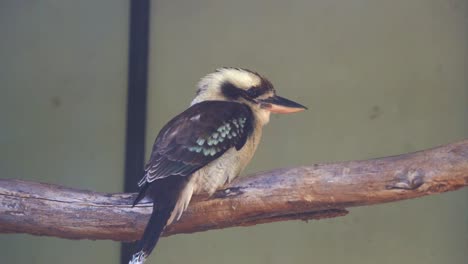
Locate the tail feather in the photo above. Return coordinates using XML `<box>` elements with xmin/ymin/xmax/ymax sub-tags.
<box><xmin>132</xmin><ymin>183</ymin><xmax>149</xmax><ymax>207</ymax></box>
<box><xmin>129</xmin><ymin>203</ymin><xmax>175</xmax><ymax>264</ymax></box>
<box><xmin>130</xmin><ymin>176</ymin><xmax>188</xmax><ymax>264</ymax></box>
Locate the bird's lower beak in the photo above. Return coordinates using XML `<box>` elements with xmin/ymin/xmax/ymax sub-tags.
<box><xmin>258</xmin><ymin>95</ymin><xmax>308</xmax><ymax>114</ymax></box>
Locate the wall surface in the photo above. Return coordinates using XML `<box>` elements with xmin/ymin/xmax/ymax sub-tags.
<box><xmin>145</xmin><ymin>0</ymin><xmax>468</xmax><ymax>264</ymax></box>
<box><xmin>1</xmin><ymin>0</ymin><xmax>467</xmax><ymax>264</ymax></box>
<box><xmin>0</xmin><ymin>1</ymin><xmax>128</xmax><ymax>263</ymax></box>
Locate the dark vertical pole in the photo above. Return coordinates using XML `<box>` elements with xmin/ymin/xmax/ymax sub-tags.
<box><xmin>121</xmin><ymin>0</ymin><xmax>151</xmax><ymax>263</ymax></box>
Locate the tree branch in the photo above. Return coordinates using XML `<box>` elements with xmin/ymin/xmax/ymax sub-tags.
<box><xmin>1</xmin><ymin>140</ymin><xmax>467</xmax><ymax>241</ymax></box>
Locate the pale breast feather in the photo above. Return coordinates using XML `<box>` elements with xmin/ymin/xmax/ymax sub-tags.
<box><xmin>139</xmin><ymin>101</ymin><xmax>254</xmax><ymax>186</ymax></box>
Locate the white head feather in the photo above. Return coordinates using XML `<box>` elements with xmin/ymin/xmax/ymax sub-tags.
<box><xmin>191</xmin><ymin>68</ymin><xmax>262</xmax><ymax>105</ymax></box>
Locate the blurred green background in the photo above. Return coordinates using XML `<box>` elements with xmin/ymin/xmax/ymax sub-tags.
<box><xmin>1</xmin><ymin>0</ymin><xmax>467</xmax><ymax>263</ymax></box>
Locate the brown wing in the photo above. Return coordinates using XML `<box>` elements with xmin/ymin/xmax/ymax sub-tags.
<box><xmin>139</xmin><ymin>101</ymin><xmax>254</xmax><ymax>186</ymax></box>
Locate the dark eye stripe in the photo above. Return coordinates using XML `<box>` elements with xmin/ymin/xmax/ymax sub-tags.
<box><xmin>246</xmin><ymin>86</ymin><xmax>267</xmax><ymax>98</ymax></box>
<box><xmin>246</xmin><ymin>77</ymin><xmax>275</xmax><ymax>98</ymax></box>
<box><xmin>221</xmin><ymin>81</ymin><xmax>243</xmax><ymax>99</ymax></box>
<box><xmin>221</xmin><ymin>77</ymin><xmax>275</xmax><ymax>100</ymax></box>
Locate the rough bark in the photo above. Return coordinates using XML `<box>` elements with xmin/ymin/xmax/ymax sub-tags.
<box><xmin>1</xmin><ymin>140</ymin><xmax>467</xmax><ymax>242</ymax></box>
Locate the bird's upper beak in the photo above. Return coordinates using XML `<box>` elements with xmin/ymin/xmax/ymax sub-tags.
<box><xmin>258</xmin><ymin>95</ymin><xmax>307</xmax><ymax>114</ymax></box>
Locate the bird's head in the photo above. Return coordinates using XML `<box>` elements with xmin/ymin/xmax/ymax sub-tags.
<box><xmin>192</xmin><ymin>68</ymin><xmax>307</xmax><ymax>125</ymax></box>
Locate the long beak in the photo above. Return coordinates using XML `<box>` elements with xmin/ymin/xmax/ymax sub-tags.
<box><xmin>258</xmin><ymin>95</ymin><xmax>308</xmax><ymax>114</ymax></box>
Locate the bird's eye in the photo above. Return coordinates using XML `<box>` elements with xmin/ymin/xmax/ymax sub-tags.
<box><xmin>246</xmin><ymin>87</ymin><xmax>261</xmax><ymax>98</ymax></box>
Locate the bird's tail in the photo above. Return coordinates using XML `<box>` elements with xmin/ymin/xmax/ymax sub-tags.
<box><xmin>132</xmin><ymin>182</ymin><xmax>149</xmax><ymax>207</ymax></box>
<box><xmin>129</xmin><ymin>203</ymin><xmax>175</xmax><ymax>264</ymax></box>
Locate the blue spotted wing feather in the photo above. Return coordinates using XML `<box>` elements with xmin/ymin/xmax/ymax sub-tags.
<box><xmin>139</xmin><ymin>101</ymin><xmax>254</xmax><ymax>186</ymax></box>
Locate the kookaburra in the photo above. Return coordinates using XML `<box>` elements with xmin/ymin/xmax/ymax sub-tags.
<box><xmin>130</xmin><ymin>68</ymin><xmax>306</xmax><ymax>264</ymax></box>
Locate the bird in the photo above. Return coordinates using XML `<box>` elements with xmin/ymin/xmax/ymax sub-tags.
<box><xmin>129</xmin><ymin>67</ymin><xmax>307</xmax><ymax>264</ymax></box>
